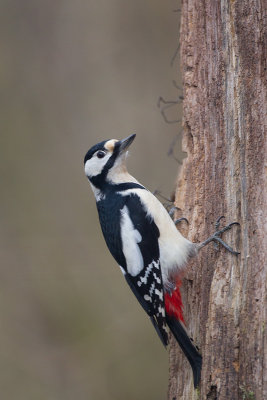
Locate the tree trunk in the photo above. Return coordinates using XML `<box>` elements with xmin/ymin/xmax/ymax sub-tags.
<box><xmin>168</xmin><ymin>1</ymin><xmax>267</xmax><ymax>399</ymax></box>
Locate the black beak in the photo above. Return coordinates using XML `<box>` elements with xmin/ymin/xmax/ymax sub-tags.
<box><xmin>117</xmin><ymin>134</ymin><xmax>136</xmax><ymax>154</ymax></box>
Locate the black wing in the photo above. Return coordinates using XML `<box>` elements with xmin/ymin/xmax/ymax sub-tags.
<box><xmin>96</xmin><ymin>191</ymin><xmax>127</xmax><ymax>268</ymax></box>
<box><xmin>97</xmin><ymin>190</ymin><xmax>168</xmax><ymax>345</ymax></box>
<box><xmin>122</xmin><ymin>194</ymin><xmax>168</xmax><ymax>346</ymax></box>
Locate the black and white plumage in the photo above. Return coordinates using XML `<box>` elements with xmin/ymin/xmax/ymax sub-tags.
<box><xmin>84</xmin><ymin>134</ymin><xmax>239</xmax><ymax>388</ymax></box>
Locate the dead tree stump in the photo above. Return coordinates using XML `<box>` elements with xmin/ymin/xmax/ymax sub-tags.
<box><xmin>168</xmin><ymin>1</ymin><xmax>267</xmax><ymax>399</ymax></box>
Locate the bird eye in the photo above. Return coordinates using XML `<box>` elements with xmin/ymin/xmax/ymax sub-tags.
<box><xmin>97</xmin><ymin>151</ymin><xmax>106</xmax><ymax>159</ymax></box>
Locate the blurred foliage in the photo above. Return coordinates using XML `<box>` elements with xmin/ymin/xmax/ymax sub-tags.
<box><xmin>0</xmin><ymin>0</ymin><xmax>182</xmax><ymax>399</ymax></box>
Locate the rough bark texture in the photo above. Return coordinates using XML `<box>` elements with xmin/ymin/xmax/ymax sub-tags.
<box><xmin>168</xmin><ymin>1</ymin><xmax>267</xmax><ymax>399</ymax></box>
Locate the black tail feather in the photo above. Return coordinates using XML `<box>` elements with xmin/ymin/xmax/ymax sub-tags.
<box><xmin>166</xmin><ymin>316</ymin><xmax>202</xmax><ymax>388</ymax></box>
<box><xmin>150</xmin><ymin>316</ymin><xmax>169</xmax><ymax>347</ymax></box>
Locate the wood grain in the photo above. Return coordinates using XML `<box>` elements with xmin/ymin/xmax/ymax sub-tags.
<box><xmin>168</xmin><ymin>1</ymin><xmax>267</xmax><ymax>399</ymax></box>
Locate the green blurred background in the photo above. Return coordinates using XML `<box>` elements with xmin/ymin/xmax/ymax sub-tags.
<box><xmin>0</xmin><ymin>1</ymin><xmax>183</xmax><ymax>399</ymax></box>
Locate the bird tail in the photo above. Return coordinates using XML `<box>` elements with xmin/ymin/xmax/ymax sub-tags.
<box><xmin>164</xmin><ymin>280</ymin><xmax>202</xmax><ymax>388</ymax></box>
<box><xmin>166</xmin><ymin>315</ymin><xmax>202</xmax><ymax>388</ymax></box>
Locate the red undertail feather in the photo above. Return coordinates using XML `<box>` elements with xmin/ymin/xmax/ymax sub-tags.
<box><xmin>164</xmin><ymin>279</ymin><xmax>185</xmax><ymax>323</ymax></box>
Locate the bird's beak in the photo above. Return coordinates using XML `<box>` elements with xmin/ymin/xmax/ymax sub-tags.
<box><xmin>117</xmin><ymin>134</ymin><xmax>136</xmax><ymax>154</ymax></box>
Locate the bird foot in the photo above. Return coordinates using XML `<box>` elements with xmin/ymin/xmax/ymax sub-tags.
<box><xmin>174</xmin><ymin>217</ymin><xmax>189</xmax><ymax>226</ymax></box>
<box><xmin>168</xmin><ymin>206</ymin><xmax>178</xmax><ymax>218</ymax></box>
<box><xmin>198</xmin><ymin>216</ymin><xmax>240</xmax><ymax>255</ymax></box>
<box><xmin>154</xmin><ymin>192</ymin><xmax>188</xmax><ymax>225</ymax></box>
<box><xmin>168</xmin><ymin>206</ymin><xmax>189</xmax><ymax>226</ymax></box>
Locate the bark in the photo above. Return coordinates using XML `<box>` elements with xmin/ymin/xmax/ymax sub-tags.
<box><xmin>168</xmin><ymin>1</ymin><xmax>267</xmax><ymax>399</ymax></box>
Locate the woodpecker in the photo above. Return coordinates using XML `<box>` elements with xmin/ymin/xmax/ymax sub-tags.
<box><xmin>83</xmin><ymin>134</ymin><xmax>239</xmax><ymax>388</ymax></box>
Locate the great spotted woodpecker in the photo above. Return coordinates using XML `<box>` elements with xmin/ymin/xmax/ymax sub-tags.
<box><xmin>84</xmin><ymin>134</ymin><xmax>239</xmax><ymax>388</ymax></box>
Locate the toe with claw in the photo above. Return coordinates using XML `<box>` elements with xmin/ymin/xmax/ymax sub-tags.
<box><xmin>168</xmin><ymin>206</ymin><xmax>178</xmax><ymax>219</ymax></box>
<box><xmin>174</xmin><ymin>217</ymin><xmax>189</xmax><ymax>226</ymax></box>
<box><xmin>168</xmin><ymin>207</ymin><xmax>189</xmax><ymax>227</ymax></box>
<box><xmin>198</xmin><ymin>216</ymin><xmax>240</xmax><ymax>255</ymax></box>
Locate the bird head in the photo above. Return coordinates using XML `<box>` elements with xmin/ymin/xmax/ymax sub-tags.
<box><xmin>84</xmin><ymin>134</ymin><xmax>136</xmax><ymax>188</ymax></box>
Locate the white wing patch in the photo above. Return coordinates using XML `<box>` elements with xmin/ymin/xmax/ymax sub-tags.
<box><xmin>120</xmin><ymin>205</ymin><xmax>144</xmax><ymax>276</ymax></box>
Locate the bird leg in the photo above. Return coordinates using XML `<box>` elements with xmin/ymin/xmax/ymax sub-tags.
<box><xmin>197</xmin><ymin>216</ymin><xmax>240</xmax><ymax>255</ymax></box>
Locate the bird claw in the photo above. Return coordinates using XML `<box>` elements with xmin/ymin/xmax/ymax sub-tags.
<box><xmin>212</xmin><ymin>235</ymin><xmax>240</xmax><ymax>255</ymax></box>
<box><xmin>168</xmin><ymin>207</ymin><xmax>189</xmax><ymax>226</ymax></box>
<box><xmin>213</xmin><ymin>216</ymin><xmax>225</xmax><ymax>250</ymax></box>
<box><xmin>199</xmin><ymin>219</ymin><xmax>240</xmax><ymax>255</ymax></box>
<box><xmin>154</xmin><ymin>191</ymin><xmax>188</xmax><ymax>224</ymax></box>
<box><xmin>168</xmin><ymin>206</ymin><xmax>178</xmax><ymax>218</ymax></box>
<box><xmin>215</xmin><ymin>215</ymin><xmax>225</xmax><ymax>231</ymax></box>
<box><xmin>174</xmin><ymin>217</ymin><xmax>189</xmax><ymax>226</ymax></box>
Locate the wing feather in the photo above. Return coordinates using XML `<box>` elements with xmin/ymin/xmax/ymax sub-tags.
<box><xmin>97</xmin><ymin>191</ymin><xmax>168</xmax><ymax>345</ymax></box>
<box><xmin>123</xmin><ymin>194</ymin><xmax>168</xmax><ymax>345</ymax></box>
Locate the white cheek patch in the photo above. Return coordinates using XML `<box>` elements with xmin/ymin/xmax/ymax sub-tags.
<box><xmin>104</xmin><ymin>139</ymin><xmax>118</xmax><ymax>152</ymax></box>
<box><xmin>84</xmin><ymin>152</ymin><xmax>112</xmax><ymax>177</ymax></box>
<box><xmin>120</xmin><ymin>205</ymin><xmax>144</xmax><ymax>276</ymax></box>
